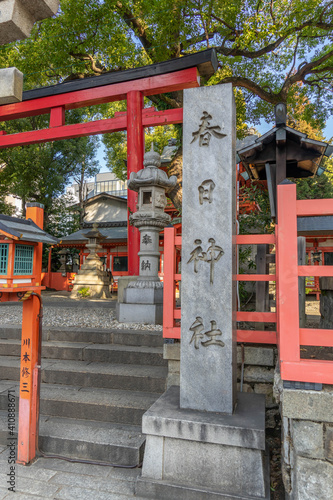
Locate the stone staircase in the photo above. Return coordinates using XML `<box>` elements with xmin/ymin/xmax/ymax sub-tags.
<box><xmin>0</xmin><ymin>325</ymin><xmax>167</xmax><ymax>465</ymax></box>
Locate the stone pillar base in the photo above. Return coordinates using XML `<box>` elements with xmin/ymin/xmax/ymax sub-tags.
<box><xmin>136</xmin><ymin>386</ymin><xmax>270</xmax><ymax>500</ymax></box>
<box><xmin>116</xmin><ymin>302</ymin><xmax>163</xmax><ymax>324</ymax></box>
<box><xmin>116</xmin><ymin>282</ymin><xmax>163</xmax><ymax>324</ymax></box>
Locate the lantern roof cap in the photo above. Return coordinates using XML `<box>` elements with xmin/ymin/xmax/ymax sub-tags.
<box><xmin>0</xmin><ymin>214</ymin><xmax>59</xmax><ymax>244</ymax></box>
<box><xmin>82</xmin><ymin>222</ymin><xmax>106</xmax><ymax>240</ymax></box>
<box><xmin>128</xmin><ymin>145</ymin><xmax>177</xmax><ymax>192</ymax></box>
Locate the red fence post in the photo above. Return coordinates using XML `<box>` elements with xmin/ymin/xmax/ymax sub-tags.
<box><xmin>127</xmin><ymin>91</ymin><xmax>144</xmax><ymax>276</ymax></box>
<box><xmin>276</xmin><ymin>181</ymin><xmax>300</xmax><ymax>374</ymax></box>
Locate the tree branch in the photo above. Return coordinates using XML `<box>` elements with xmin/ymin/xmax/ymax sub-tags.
<box><xmin>69</xmin><ymin>52</ymin><xmax>106</xmax><ymax>74</ymax></box>
<box><xmin>115</xmin><ymin>1</ymin><xmax>152</xmax><ymax>54</ymax></box>
<box><xmin>216</xmin><ymin>19</ymin><xmax>333</xmax><ymax>60</ymax></box>
<box><xmin>217</xmin><ymin>76</ymin><xmax>281</xmax><ymax>104</ymax></box>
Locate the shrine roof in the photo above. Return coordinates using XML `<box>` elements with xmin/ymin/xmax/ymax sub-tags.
<box><xmin>59</xmin><ymin>223</ymin><xmax>127</xmax><ymax>245</ymax></box>
<box><xmin>237</xmin><ymin>127</ymin><xmax>333</xmax><ymax>180</ymax></box>
<box><xmin>22</xmin><ymin>49</ymin><xmax>218</xmax><ymax>101</ymax></box>
<box><xmin>0</xmin><ymin>214</ymin><xmax>59</xmax><ymax>244</ymax></box>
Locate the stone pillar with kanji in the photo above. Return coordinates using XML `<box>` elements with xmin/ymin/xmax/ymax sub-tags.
<box><xmin>137</xmin><ymin>85</ymin><xmax>270</xmax><ymax>500</ymax></box>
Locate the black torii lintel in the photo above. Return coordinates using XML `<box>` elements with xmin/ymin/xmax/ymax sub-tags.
<box><xmin>23</xmin><ymin>49</ymin><xmax>218</xmax><ymax>101</ymax></box>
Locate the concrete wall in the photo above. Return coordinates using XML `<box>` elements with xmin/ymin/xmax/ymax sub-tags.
<box><xmin>84</xmin><ymin>198</ymin><xmax>127</xmax><ymax>223</ymax></box>
<box><xmin>274</xmin><ymin>373</ymin><xmax>333</xmax><ymax>499</ymax></box>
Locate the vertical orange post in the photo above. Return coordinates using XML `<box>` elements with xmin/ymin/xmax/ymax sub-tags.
<box><xmin>17</xmin><ymin>294</ymin><xmax>41</xmax><ymax>464</ymax></box>
<box><xmin>276</xmin><ymin>181</ymin><xmax>300</xmax><ymax>374</ymax></box>
<box><xmin>163</xmin><ymin>227</ymin><xmax>176</xmax><ymax>337</ymax></box>
<box><xmin>127</xmin><ymin>90</ymin><xmax>144</xmax><ymax>276</ymax></box>
<box><xmin>17</xmin><ymin>203</ymin><xmax>44</xmax><ymax>465</ymax></box>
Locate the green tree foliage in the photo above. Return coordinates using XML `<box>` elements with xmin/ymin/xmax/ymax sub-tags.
<box><xmin>0</xmin><ymin>110</ymin><xmax>99</xmax><ymax>228</ymax></box>
<box><xmin>0</xmin><ymin>0</ymin><xmax>333</xmax><ymax>215</ymax></box>
<box><xmin>1</xmin><ymin>0</ymin><xmax>332</xmax><ymax>123</ymax></box>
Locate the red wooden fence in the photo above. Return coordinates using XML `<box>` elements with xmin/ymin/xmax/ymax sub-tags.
<box><xmin>163</xmin><ymin>229</ymin><xmax>277</xmax><ymax>344</ymax></box>
<box><xmin>277</xmin><ymin>182</ymin><xmax>333</xmax><ymax>384</ymax></box>
<box><xmin>163</xmin><ymin>182</ymin><xmax>333</xmax><ymax>384</ymax></box>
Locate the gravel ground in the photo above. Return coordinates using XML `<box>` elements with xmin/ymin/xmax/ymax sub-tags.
<box><xmin>0</xmin><ymin>293</ymin><xmax>162</xmax><ymax>331</ymax></box>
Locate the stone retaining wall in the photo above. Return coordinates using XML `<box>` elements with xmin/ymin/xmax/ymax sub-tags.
<box><xmin>274</xmin><ymin>371</ymin><xmax>333</xmax><ymax>499</ymax></box>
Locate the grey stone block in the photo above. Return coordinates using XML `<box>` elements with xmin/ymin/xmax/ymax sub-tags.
<box><xmin>117</xmin><ymin>276</ymin><xmax>138</xmax><ymax>303</ymax></box>
<box><xmin>325</xmin><ymin>424</ymin><xmax>333</xmax><ymax>461</ymax></box>
<box><xmin>136</xmin><ymin>475</ymin><xmax>270</xmax><ymax>500</ymax></box>
<box><xmin>282</xmin><ymin>387</ymin><xmax>333</xmax><ymax>422</ymax></box>
<box><xmin>181</xmin><ymin>84</ymin><xmax>237</xmax><ymax>414</ymax></box>
<box><xmin>0</xmin><ymin>67</ymin><xmax>23</xmax><ymax>104</ymax></box>
<box><xmin>142</xmin><ymin>435</ymin><xmax>164</xmax><ymax>480</ymax></box>
<box><xmin>163</xmin><ymin>343</ymin><xmax>180</xmax><ymax>360</ymax></box>
<box><xmin>296</xmin><ymin>456</ymin><xmax>333</xmax><ymax>500</ymax></box>
<box><xmin>139</xmin><ymin>387</ymin><xmax>269</xmax><ymax>499</ymax></box>
<box><xmin>116</xmin><ymin>302</ymin><xmax>163</xmax><ymax>325</ymax></box>
<box><xmin>0</xmin><ymin>1</ymin><xmax>34</xmax><ymax>44</ymax></box>
<box><xmin>292</xmin><ymin>420</ymin><xmax>324</xmax><ymax>459</ymax></box>
<box><xmin>254</xmin><ymin>383</ymin><xmax>274</xmax><ymax>404</ymax></box>
<box><xmin>20</xmin><ymin>0</ymin><xmax>60</xmax><ymax>20</ymax></box>
<box><xmin>244</xmin><ymin>366</ymin><xmax>274</xmax><ymax>383</ymax></box>
<box><xmin>142</xmin><ymin>386</ymin><xmax>266</xmax><ymax>450</ymax></box>
<box><xmin>238</xmin><ymin>383</ymin><xmax>254</xmax><ymax>393</ymax></box>
<box><xmin>168</xmin><ymin>360</ymin><xmax>180</xmax><ymax>373</ymax></box>
<box><xmin>166</xmin><ymin>372</ymin><xmax>180</xmax><ymax>388</ymax></box>
<box><xmin>124</xmin><ymin>287</ymin><xmax>163</xmax><ymax>304</ymax></box>
<box><xmin>237</xmin><ymin>346</ymin><xmax>275</xmax><ymax>366</ymax></box>
<box><xmin>162</xmin><ymin>437</ymin><xmax>266</xmax><ymax>497</ymax></box>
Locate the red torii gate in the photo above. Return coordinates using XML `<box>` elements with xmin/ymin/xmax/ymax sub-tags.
<box><xmin>0</xmin><ymin>49</ymin><xmax>217</xmax><ymax>275</ymax></box>
<box><xmin>0</xmin><ymin>49</ymin><xmax>217</xmax><ymax>465</ymax></box>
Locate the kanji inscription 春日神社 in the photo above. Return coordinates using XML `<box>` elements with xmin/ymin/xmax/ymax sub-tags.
<box><xmin>198</xmin><ymin>179</ymin><xmax>215</xmax><ymax>205</ymax></box>
<box><xmin>191</xmin><ymin>111</ymin><xmax>226</xmax><ymax>147</ymax></box>
<box><xmin>187</xmin><ymin>238</ymin><xmax>224</xmax><ymax>284</ymax></box>
<box><xmin>189</xmin><ymin>317</ymin><xmax>224</xmax><ymax>349</ymax></box>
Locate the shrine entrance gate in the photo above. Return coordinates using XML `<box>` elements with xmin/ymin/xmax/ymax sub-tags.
<box><xmin>0</xmin><ymin>48</ymin><xmax>217</xmax><ymax>464</ymax></box>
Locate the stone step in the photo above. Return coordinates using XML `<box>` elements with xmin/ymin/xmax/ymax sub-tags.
<box><xmin>0</xmin><ymin>325</ymin><xmax>164</xmax><ymax>347</ymax></box>
<box><xmin>0</xmin><ymin>356</ymin><xmax>167</xmax><ymax>393</ymax></box>
<box><xmin>0</xmin><ymin>411</ymin><xmax>145</xmax><ymax>465</ymax></box>
<box><xmin>0</xmin><ymin>381</ymin><xmax>158</xmax><ymax>426</ymax></box>
<box><xmin>0</xmin><ymin>339</ymin><xmax>166</xmax><ymax>366</ymax></box>
<box><xmin>83</xmin><ymin>344</ymin><xmax>166</xmax><ymax>366</ymax></box>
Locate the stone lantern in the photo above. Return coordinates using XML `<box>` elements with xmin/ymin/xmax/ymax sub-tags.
<box><xmin>117</xmin><ymin>145</ymin><xmax>177</xmax><ymax>324</ymax></box>
<box><xmin>70</xmin><ymin>223</ymin><xmax>111</xmax><ymax>299</ymax></box>
<box><xmin>57</xmin><ymin>248</ymin><xmax>69</xmax><ymax>275</ymax></box>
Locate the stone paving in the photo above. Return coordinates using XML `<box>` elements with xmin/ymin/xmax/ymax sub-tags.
<box><xmin>0</xmin><ymin>291</ymin><xmax>162</xmax><ymax>331</ymax></box>
<box><xmin>0</xmin><ymin>445</ymin><xmax>146</xmax><ymax>500</ymax></box>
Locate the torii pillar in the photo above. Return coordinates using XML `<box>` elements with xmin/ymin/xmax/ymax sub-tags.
<box><xmin>127</xmin><ymin>91</ymin><xmax>144</xmax><ymax>276</ymax></box>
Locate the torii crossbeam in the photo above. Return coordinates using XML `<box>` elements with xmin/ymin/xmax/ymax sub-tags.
<box><xmin>0</xmin><ymin>49</ymin><xmax>217</xmax><ymax>274</ymax></box>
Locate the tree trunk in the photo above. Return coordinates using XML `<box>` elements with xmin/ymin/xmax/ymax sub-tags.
<box><xmin>167</xmin><ymin>146</ymin><xmax>183</xmax><ymax>210</ymax></box>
